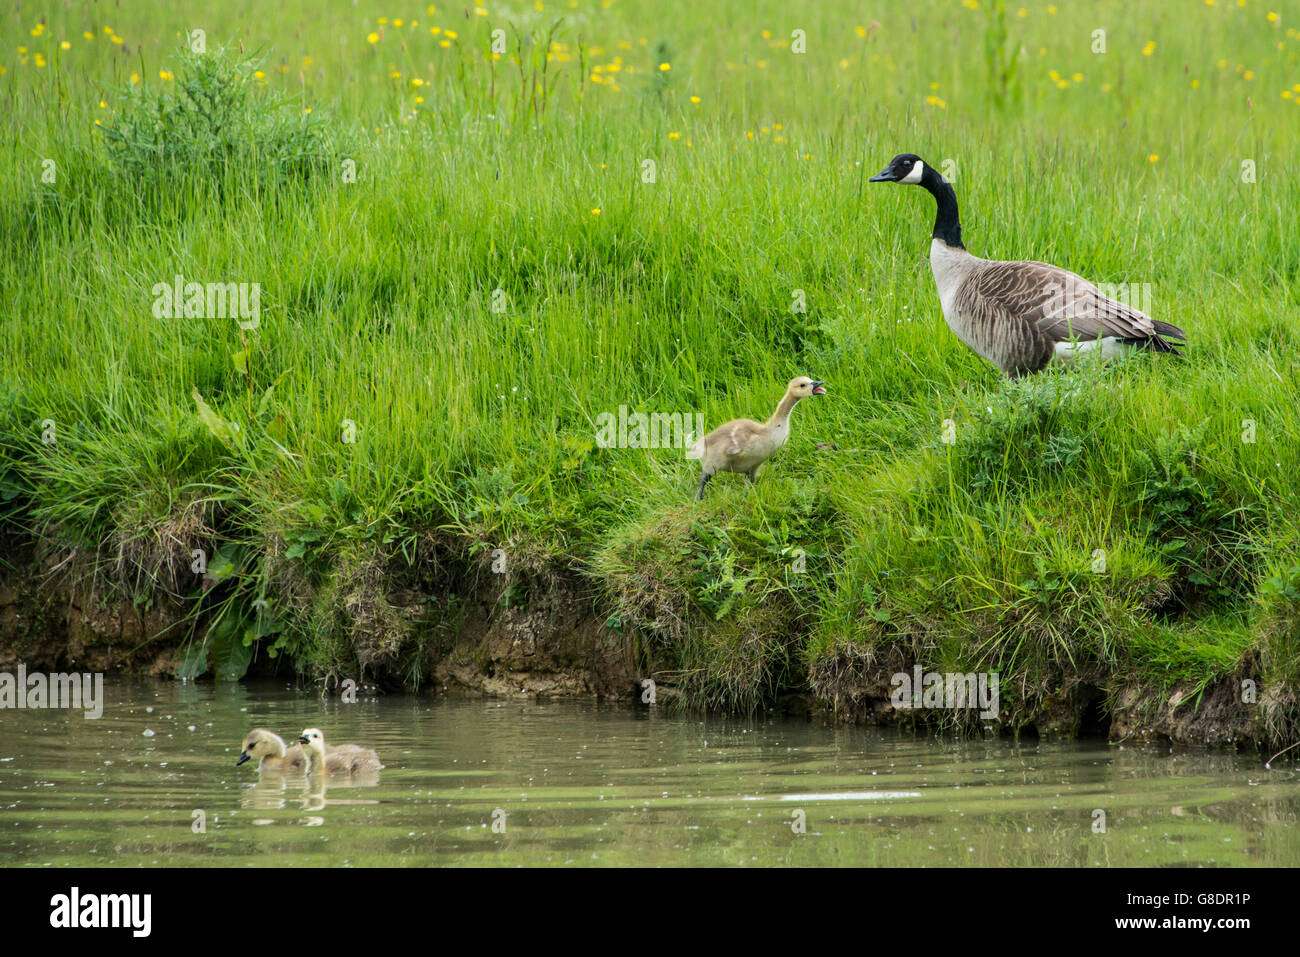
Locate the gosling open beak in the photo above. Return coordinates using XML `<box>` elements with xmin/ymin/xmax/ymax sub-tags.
<box><xmin>236</xmin><ymin>752</ymin><xmax>250</xmax><ymax>766</ymax></box>
<box><xmin>811</xmin><ymin>381</ymin><xmax>827</xmax><ymax>395</ymax></box>
<box><xmin>868</xmin><ymin>167</ymin><xmax>896</xmax><ymax>182</ymax></box>
<box><xmin>298</xmin><ymin>735</ymin><xmax>310</xmax><ymax>745</ymax></box>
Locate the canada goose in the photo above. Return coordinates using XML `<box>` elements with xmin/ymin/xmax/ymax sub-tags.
<box><xmin>869</xmin><ymin>153</ymin><xmax>1186</xmax><ymax>376</ymax></box>
<box><xmin>297</xmin><ymin>728</ymin><xmax>384</xmax><ymax>775</ymax></box>
<box><xmin>687</xmin><ymin>377</ymin><xmax>826</xmax><ymax>499</ymax></box>
<box><xmin>236</xmin><ymin>729</ymin><xmax>307</xmax><ymax>772</ymax></box>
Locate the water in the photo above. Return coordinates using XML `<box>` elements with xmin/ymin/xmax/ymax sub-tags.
<box><xmin>0</xmin><ymin>679</ymin><xmax>1296</xmax><ymax>867</ymax></box>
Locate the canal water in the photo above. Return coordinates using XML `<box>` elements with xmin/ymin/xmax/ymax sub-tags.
<box><xmin>0</xmin><ymin>679</ymin><xmax>1295</xmax><ymax>866</ymax></box>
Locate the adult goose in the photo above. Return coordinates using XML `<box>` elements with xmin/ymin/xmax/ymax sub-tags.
<box><xmin>869</xmin><ymin>153</ymin><xmax>1185</xmax><ymax>376</ymax></box>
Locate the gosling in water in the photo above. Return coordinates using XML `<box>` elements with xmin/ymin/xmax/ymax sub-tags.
<box><xmin>298</xmin><ymin>728</ymin><xmax>384</xmax><ymax>775</ymax></box>
<box><xmin>237</xmin><ymin>729</ymin><xmax>308</xmax><ymax>772</ymax></box>
<box><xmin>687</xmin><ymin>377</ymin><xmax>826</xmax><ymax>499</ymax></box>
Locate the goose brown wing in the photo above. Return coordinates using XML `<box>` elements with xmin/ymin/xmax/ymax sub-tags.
<box><xmin>950</xmin><ymin>261</ymin><xmax>1057</xmax><ymax>371</ymax></box>
<box><xmin>969</xmin><ymin>260</ymin><xmax>1183</xmax><ymax>344</ymax></box>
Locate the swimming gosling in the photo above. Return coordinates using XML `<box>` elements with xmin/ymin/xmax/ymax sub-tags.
<box><xmin>687</xmin><ymin>377</ymin><xmax>826</xmax><ymax>499</ymax></box>
<box><xmin>298</xmin><ymin>728</ymin><xmax>384</xmax><ymax>775</ymax></box>
<box><xmin>237</xmin><ymin>729</ymin><xmax>308</xmax><ymax>772</ymax></box>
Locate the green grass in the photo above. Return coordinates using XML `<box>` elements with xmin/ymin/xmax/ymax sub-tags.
<box><xmin>2</xmin><ymin>0</ymin><xmax>1298</xmax><ymax>739</ymax></box>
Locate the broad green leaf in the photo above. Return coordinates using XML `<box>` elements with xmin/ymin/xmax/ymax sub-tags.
<box><xmin>176</xmin><ymin>634</ymin><xmax>211</xmax><ymax>680</ymax></box>
<box><xmin>192</xmin><ymin>387</ymin><xmax>237</xmax><ymax>447</ymax></box>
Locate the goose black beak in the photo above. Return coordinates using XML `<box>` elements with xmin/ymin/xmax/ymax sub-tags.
<box><xmin>236</xmin><ymin>752</ymin><xmax>250</xmax><ymax>766</ymax></box>
<box><xmin>298</xmin><ymin>735</ymin><xmax>310</xmax><ymax>745</ymax></box>
<box><xmin>811</xmin><ymin>381</ymin><xmax>827</xmax><ymax>395</ymax></box>
<box><xmin>868</xmin><ymin>167</ymin><xmax>896</xmax><ymax>182</ymax></box>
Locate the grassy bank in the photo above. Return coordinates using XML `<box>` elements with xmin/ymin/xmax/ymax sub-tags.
<box><xmin>2</xmin><ymin>0</ymin><xmax>1298</xmax><ymax>740</ymax></box>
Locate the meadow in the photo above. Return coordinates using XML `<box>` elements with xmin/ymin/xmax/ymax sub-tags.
<box><xmin>1</xmin><ymin>0</ymin><xmax>1298</xmax><ymax>742</ymax></box>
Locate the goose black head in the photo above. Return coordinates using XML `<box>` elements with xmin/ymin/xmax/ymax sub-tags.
<box><xmin>869</xmin><ymin>153</ymin><xmax>928</xmax><ymax>185</ymax></box>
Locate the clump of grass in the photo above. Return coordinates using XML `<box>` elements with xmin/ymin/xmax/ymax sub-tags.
<box><xmin>99</xmin><ymin>45</ymin><xmax>334</xmax><ymax>198</ymax></box>
<box><xmin>949</xmin><ymin>370</ymin><xmax>1098</xmax><ymax>495</ymax></box>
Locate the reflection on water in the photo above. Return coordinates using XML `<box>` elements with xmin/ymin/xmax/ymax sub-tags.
<box><xmin>0</xmin><ymin>677</ymin><xmax>1296</xmax><ymax>866</ymax></box>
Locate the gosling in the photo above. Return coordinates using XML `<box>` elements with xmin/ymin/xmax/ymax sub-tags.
<box><xmin>297</xmin><ymin>728</ymin><xmax>384</xmax><ymax>775</ymax></box>
<box><xmin>687</xmin><ymin>377</ymin><xmax>826</xmax><ymax>499</ymax></box>
<box><xmin>236</xmin><ymin>729</ymin><xmax>308</xmax><ymax>772</ymax></box>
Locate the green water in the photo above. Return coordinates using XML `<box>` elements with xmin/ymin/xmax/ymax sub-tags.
<box><xmin>0</xmin><ymin>679</ymin><xmax>1295</xmax><ymax>867</ymax></box>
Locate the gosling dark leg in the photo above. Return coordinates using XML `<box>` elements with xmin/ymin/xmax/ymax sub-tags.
<box><xmin>695</xmin><ymin>471</ymin><xmax>712</xmax><ymax>501</ymax></box>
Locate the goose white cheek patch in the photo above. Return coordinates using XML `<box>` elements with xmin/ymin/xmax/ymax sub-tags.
<box><xmin>900</xmin><ymin>160</ymin><xmax>925</xmax><ymax>184</ymax></box>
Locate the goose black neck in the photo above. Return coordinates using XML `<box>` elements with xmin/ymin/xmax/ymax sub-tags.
<box><xmin>920</xmin><ymin>165</ymin><xmax>963</xmax><ymax>249</ymax></box>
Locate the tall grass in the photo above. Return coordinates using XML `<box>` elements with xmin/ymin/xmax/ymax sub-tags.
<box><xmin>1</xmin><ymin>1</ymin><xmax>1297</xmax><ymax>735</ymax></box>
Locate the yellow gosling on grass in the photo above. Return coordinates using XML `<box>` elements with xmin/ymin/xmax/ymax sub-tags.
<box><xmin>237</xmin><ymin>729</ymin><xmax>308</xmax><ymax>772</ymax></box>
<box><xmin>687</xmin><ymin>377</ymin><xmax>826</xmax><ymax>499</ymax></box>
<box><xmin>297</xmin><ymin>728</ymin><xmax>384</xmax><ymax>775</ymax></box>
